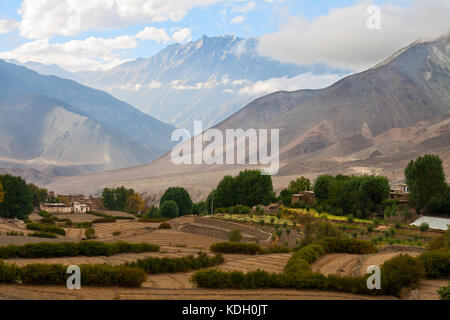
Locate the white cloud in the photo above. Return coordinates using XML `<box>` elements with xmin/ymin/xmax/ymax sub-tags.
<box><xmin>171</xmin><ymin>28</ymin><xmax>192</xmax><ymax>43</ymax></box>
<box><xmin>238</xmin><ymin>72</ymin><xmax>344</xmax><ymax>96</ymax></box>
<box><xmin>0</xmin><ymin>19</ymin><xmax>19</xmax><ymax>34</ymax></box>
<box><xmin>119</xmin><ymin>81</ymin><xmax>162</xmax><ymax>90</ymax></box>
<box><xmin>18</xmin><ymin>0</ymin><xmax>221</xmax><ymax>39</ymax></box>
<box><xmin>0</xmin><ymin>35</ymin><xmax>137</xmax><ymax>72</ymax></box>
<box><xmin>136</xmin><ymin>26</ymin><xmax>171</xmax><ymax>43</ymax></box>
<box><xmin>233</xmin><ymin>1</ymin><xmax>255</xmax><ymax>14</ymax></box>
<box><xmin>258</xmin><ymin>0</ymin><xmax>450</xmax><ymax>70</ymax></box>
<box><xmin>230</xmin><ymin>15</ymin><xmax>245</xmax><ymax>24</ymax></box>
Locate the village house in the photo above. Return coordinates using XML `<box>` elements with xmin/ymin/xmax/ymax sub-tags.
<box><xmin>291</xmin><ymin>191</ymin><xmax>315</xmax><ymax>206</ymax></box>
<box><xmin>389</xmin><ymin>183</ymin><xmax>410</xmax><ymax>207</ymax></box>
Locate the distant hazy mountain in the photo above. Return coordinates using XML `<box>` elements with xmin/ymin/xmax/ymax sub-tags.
<box><xmin>46</xmin><ymin>35</ymin><xmax>450</xmax><ymax>197</ymax></box>
<box><xmin>0</xmin><ymin>60</ymin><xmax>175</xmax><ymax>175</ymax></box>
<box><xmin>74</xmin><ymin>35</ymin><xmax>346</xmax><ymax>129</ymax></box>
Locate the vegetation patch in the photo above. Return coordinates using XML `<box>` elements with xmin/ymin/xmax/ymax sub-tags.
<box><xmin>126</xmin><ymin>252</ymin><xmax>224</xmax><ymax>274</ymax></box>
<box><xmin>1</xmin><ymin>262</ymin><xmax>146</xmax><ymax>287</ymax></box>
<box><xmin>210</xmin><ymin>242</ymin><xmax>263</xmax><ymax>255</ymax></box>
<box><xmin>26</xmin><ymin>223</ymin><xmax>66</xmax><ymax>236</ymax></box>
<box><xmin>0</xmin><ymin>241</ymin><xmax>159</xmax><ymax>259</ymax></box>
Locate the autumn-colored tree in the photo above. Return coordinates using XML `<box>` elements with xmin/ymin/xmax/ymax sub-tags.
<box><xmin>125</xmin><ymin>192</ymin><xmax>146</xmax><ymax>214</ymax></box>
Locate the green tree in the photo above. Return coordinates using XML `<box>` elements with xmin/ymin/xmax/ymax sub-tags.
<box><xmin>0</xmin><ymin>174</ymin><xmax>33</xmax><ymax>219</ymax></box>
<box><xmin>192</xmin><ymin>201</ymin><xmax>208</xmax><ymax>215</ymax></box>
<box><xmin>214</xmin><ymin>175</ymin><xmax>236</xmax><ymax>208</ymax></box>
<box><xmin>288</xmin><ymin>176</ymin><xmax>311</xmax><ymax>193</ymax></box>
<box><xmin>313</xmin><ymin>175</ymin><xmax>334</xmax><ymax>203</ymax></box>
<box><xmin>234</xmin><ymin>170</ymin><xmax>275</xmax><ymax>207</ymax></box>
<box><xmin>405</xmin><ymin>154</ymin><xmax>447</xmax><ymax>212</ymax></box>
<box><xmin>27</xmin><ymin>183</ymin><xmax>48</xmax><ymax>208</ymax></box>
<box><xmin>160</xmin><ymin>200</ymin><xmax>179</xmax><ymax>218</ymax></box>
<box><xmin>144</xmin><ymin>206</ymin><xmax>161</xmax><ymax>218</ymax></box>
<box><xmin>160</xmin><ymin>187</ymin><xmax>193</xmax><ymax>216</ymax></box>
<box><xmin>102</xmin><ymin>188</ymin><xmax>116</xmax><ymax>210</ymax></box>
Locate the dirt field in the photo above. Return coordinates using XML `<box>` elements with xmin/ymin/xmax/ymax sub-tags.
<box><xmin>0</xmin><ymin>285</ymin><xmax>398</xmax><ymax>300</ymax></box>
<box><xmin>311</xmin><ymin>251</ymin><xmax>422</xmax><ymax>277</ymax></box>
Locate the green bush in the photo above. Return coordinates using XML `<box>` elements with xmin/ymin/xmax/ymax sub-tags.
<box><xmin>19</xmin><ymin>263</ymin><xmax>146</xmax><ymax>287</ymax></box>
<box><xmin>418</xmin><ymin>250</ymin><xmax>450</xmax><ymax>279</ymax></box>
<box><xmin>160</xmin><ymin>200</ymin><xmax>179</xmax><ymax>218</ymax></box>
<box><xmin>438</xmin><ymin>284</ymin><xmax>450</xmax><ymax>300</ymax></box>
<box><xmin>210</xmin><ymin>242</ymin><xmax>262</xmax><ymax>255</ymax></box>
<box><xmin>229</xmin><ymin>230</ymin><xmax>242</xmax><ymax>242</ymax></box>
<box><xmin>26</xmin><ymin>223</ymin><xmax>66</xmax><ymax>236</ymax></box>
<box><xmin>29</xmin><ymin>232</ymin><xmax>58</xmax><ymax>238</ymax></box>
<box><xmin>92</xmin><ymin>218</ymin><xmax>116</xmax><ymax>224</ymax></box>
<box><xmin>419</xmin><ymin>222</ymin><xmax>430</xmax><ymax>232</ymax></box>
<box><xmin>0</xmin><ymin>241</ymin><xmax>159</xmax><ymax>259</ymax></box>
<box><xmin>126</xmin><ymin>252</ymin><xmax>224</xmax><ymax>274</ymax></box>
<box><xmin>0</xmin><ymin>260</ymin><xmax>21</xmax><ymax>283</ymax></box>
<box><xmin>316</xmin><ymin>237</ymin><xmax>377</xmax><ymax>254</ymax></box>
<box><xmin>38</xmin><ymin>210</ymin><xmax>53</xmax><ymax>218</ymax></box>
<box><xmin>381</xmin><ymin>254</ymin><xmax>425</xmax><ymax>296</ymax></box>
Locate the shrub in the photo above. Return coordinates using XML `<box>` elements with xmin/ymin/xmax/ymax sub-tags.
<box><xmin>0</xmin><ymin>241</ymin><xmax>159</xmax><ymax>259</ymax></box>
<box><xmin>380</xmin><ymin>254</ymin><xmax>425</xmax><ymax>296</ymax></box>
<box><xmin>160</xmin><ymin>187</ymin><xmax>193</xmax><ymax>216</ymax></box>
<box><xmin>19</xmin><ymin>263</ymin><xmax>146</xmax><ymax>287</ymax></box>
<box><xmin>229</xmin><ymin>230</ymin><xmax>242</xmax><ymax>242</ymax></box>
<box><xmin>210</xmin><ymin>242</ymin><xmax>262</xmax><ymax>255</ymax></box>
<box><xmin>26</xmin><ymin>223</ymin><xmax>65</xmax><ymax>236</ymax></box>
<box><xmin>316</xmin><ymin>238</ymin><xmax>377</xmax><ymax>254</ymax></box>
<box><xmin>347</xmin><ymin>214</ymin><xmax>354</xmax><ymax>223</ymax></box>
<box><xmin>29</xmin><ymin>232</ymin><xmax>57</xmax><ymax>238</ymax></box>
<box><xmin>92</xmin><ymin>218</ymin><xmax>116</xmax><ymax>224</ymax></box>
<box><xmin>419</xmin><ymin>223</ymin><xmax>429</xmax><ymax>232</ymax></box>
<box><xmin>158</xmin><ymin>222</ymin><xmax>171</xmax><ymax>229</ymax></box>
<box><xmin>438</xmin><ymin>284</ymin><xmax>450</xmax><ymax>300</ymax></box>
<box><xmin>418</xmin><ymin>250</ymin><xmax>450</xmax><ymax>279</ymax></box>
<box><xmin>126</xmin><ymin>252</ymin><xmax>224</xmax><ymax>274</ymax></box>
<box><xmin>38</xmin><ymin>210</ymin><xmax>52</xmax><ymax>218</ymax></box>
<box><xmin>160</xmin><ymin>200</ymin><xmax>179</xmax><ymax>218</ymax></box>
<box><xmin>0</xmin><ymin>260</ymin><xmax>21</xmax><ymax>283</ymax></box>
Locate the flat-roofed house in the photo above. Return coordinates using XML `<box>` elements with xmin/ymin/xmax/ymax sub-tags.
<box><xmin>291</xmin><ymin>191</ymin><xmax>315</xmax><ymax>206</ymax></box>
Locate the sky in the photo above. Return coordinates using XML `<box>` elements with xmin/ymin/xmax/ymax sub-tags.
<box><xmin>0</xmin><ymin>0</ymin><xmax>448</xmax><ymax>72</ymax></box>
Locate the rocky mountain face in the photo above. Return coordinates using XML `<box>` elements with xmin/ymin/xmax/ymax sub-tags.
<box><xmin>73</xmin><ymin>35</ymin><xmax>345</xmax><ymax>130</ymax></box>
<box><xmin>45</xmin><ymin>35</ymin><xmax>450</xmax><ymax>197</ymax></box>
<box><xmin>0</xmin><ymin>60</ymin><xmax>175</xmax><ymax>175</ymax></box>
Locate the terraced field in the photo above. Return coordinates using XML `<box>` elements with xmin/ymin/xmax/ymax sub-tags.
<box><xmin>4</xmin><ymin>249</ymin><xmax>197</xmax><ymax>267</ymax></box>
<box><xmin>142</xmin><ymin>253</ymin><xmax>292</xmax><ymax>289</ymax></box>
<box><xmin>118</xmin><ymin>229</ymin><xmax>221</xmax><ymax>250</ymax></box>
<box><xmin>93</xmin><ymin>221</ymin><xmax>159</xmax><ymax>239</ymax></box>
<box><xmin>0</xmin><ymin>284</ymin><xmax>397</xmax><ymax>300</ymax></box>
<box><xmin>311</xmin><ymin>251</ymin><xmax>422</xmax><ymax>277</ymax></box>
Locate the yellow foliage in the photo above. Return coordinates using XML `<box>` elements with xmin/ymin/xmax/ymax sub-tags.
<box><xmin>126</xmin><ymin>192</ymin><xmax>146</xmax><ymax>214</ymax></box>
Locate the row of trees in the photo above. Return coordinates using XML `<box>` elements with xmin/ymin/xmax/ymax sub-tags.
<box><xmin>313</xmin><ymin>175</ymin><xmax>390</xmax><ymax>217</ymax></box>
<box><xmin>206</xmin><ymin>170</ymin><xmax>275</xmax><ymax>211</ymax></box>
<box><xmin>102</xmin><ymin>187</ymin><xmax>146</xmax><ymax>214</ymax></box>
